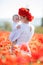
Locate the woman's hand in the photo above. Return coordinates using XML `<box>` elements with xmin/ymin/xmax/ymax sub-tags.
<box><xmin>16</xmin><ymin>25</ymin><xmax>21</xmax><ymax>29</ymax></box>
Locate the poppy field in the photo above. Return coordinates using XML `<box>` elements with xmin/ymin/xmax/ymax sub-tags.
<box><xmin>0</xmin><ymin>31</ymin><xmax>43</xmax><ymax>65</ymax></box>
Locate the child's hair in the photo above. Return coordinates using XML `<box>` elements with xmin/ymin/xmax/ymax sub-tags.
<box><xmin>12</xmin><ymin>14</ymin><xmax>19</xmax><ymax>19</ymax></box>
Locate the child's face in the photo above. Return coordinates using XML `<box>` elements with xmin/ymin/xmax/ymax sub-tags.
<box><xmin>13</xmin><ymin>15</ymin><xmax>19</xmax><ymax>23</ymax></box>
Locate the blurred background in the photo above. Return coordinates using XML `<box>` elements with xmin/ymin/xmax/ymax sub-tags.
<box><xmin>0</xmin><ymin>0</ymin><xmax>43</xmax><ymax>33</ymax></box>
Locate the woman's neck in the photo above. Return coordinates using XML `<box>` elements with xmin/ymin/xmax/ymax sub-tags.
<box><xmin>22</xmin><ymin>20</ymin><xmax>29</xmax><ymax>24</ymax></box>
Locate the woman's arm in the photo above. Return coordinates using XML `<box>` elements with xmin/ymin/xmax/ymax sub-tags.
<box><xmin>28</xmin><ymin>25</ymin><xmax>35</xmax><ymax>43</ymax></box>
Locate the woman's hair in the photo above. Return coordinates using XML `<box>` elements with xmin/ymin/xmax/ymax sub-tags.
<box><xmin>26</xmin><ymin>8</ymin><xmax>29</xmax><ymax>11</ymax></box>
<box><xmin>18</xmin><ymin>7</ymin><xmax>34</xmax><ymax>22</ymax></box>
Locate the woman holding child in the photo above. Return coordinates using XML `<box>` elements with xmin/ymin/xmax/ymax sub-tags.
<box><xmin>9</xmin><ymin>7</ymin><xmax>34</xmax><ymax>54</ymax></box>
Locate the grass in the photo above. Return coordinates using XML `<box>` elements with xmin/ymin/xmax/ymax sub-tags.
<box><xmin>35</xmin><ymin>26</ymin><xmax>43</xmax><ymax>34</ymax></box>
<box><xmin>0</xmin><ymin>26</ymin><xmax>43</xmax><ymax>34</ymax></box>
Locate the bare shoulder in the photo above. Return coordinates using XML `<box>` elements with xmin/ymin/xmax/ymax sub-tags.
<box><xmin>29</xmin><ymin>25</ymin><xmax>34</xmax><ymax>32</ymax></box>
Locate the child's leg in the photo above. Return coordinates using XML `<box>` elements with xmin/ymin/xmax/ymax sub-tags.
<box><xmin>26</xmin><ymin>42</ymin><xmax>31</xmax><ymax>56</ymax></box>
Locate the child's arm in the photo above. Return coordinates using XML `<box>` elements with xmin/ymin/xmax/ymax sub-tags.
<box><xmin>12</xmin><ymin>29</ymin><xmax>22</xmax><ymax>42</ymax></box>
<box><xmin>9</xmin><ymin>25</ymin><xmax>21</xmax><ymax>40</ymax></box>
<box><xmin>12</xmin><ymin>25</ymin><xmax>21</xmax><ymax>31</ymax></box>
<box><xmin>9</xmin><ymin>27</ymin><xmax>23</xmax><ymax>44</ymax></box>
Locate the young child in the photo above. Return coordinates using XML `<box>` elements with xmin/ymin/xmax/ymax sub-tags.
<box><xmin>9</xmin><ymin>14</ymin><xmax>20</xmax><ymax>43</ymax></box>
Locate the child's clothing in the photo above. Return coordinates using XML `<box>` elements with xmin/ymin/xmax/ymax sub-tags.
<box><xmin>9</xmin><ymin>22</ymin><xmax>17</xmax><ymax>42</ymax></box>
<box><xmin>9</xmin><ymin>22</ymin><xmax>21</xmax><ymax>42</ymax></box>
<box><xmin>12</xmin><ymin>22</ymin><xmax>17</xmax><ymax>31</ymax></box>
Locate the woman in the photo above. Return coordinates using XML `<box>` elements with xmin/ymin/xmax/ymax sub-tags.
<box><xmin>9</xmin><ymin>7</ymin><xmax>34</xmax><ymax>55</ymax></box>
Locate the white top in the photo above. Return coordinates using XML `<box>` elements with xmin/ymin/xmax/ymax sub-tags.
<box><xmin>9</xmin><ymin>22</ymin><xmax>34</xmax><ymax>45</ymax></box>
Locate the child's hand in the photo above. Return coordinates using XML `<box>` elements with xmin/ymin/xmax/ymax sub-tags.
<box><xmin>16</xmin><ymin>25</ymin><xmax>21</xmax><ymax>29</ymax></box>
<box><xmin>12</xmin><ymin>41</ymin><xmax>16</xmax><ymax>44</ymax></box>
